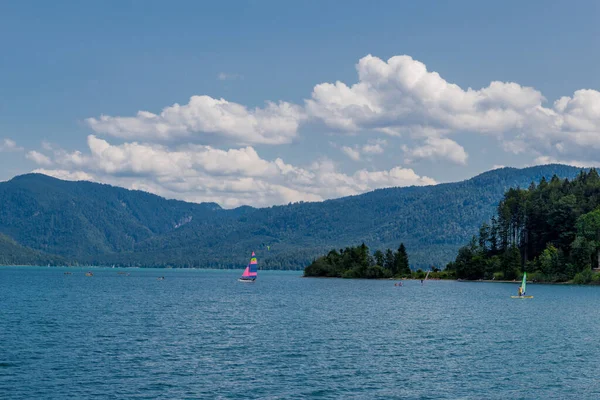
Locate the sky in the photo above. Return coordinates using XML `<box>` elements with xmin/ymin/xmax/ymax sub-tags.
<box><xmin>1</xmin><ymin>0</ymin><xmax>600</xmax><ymax>208</ymax></box>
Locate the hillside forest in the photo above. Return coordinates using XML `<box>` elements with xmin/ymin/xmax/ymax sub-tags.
<box><xmin>446</xmin><ymin>170</ymin><xmax>600</xmax><ymax>284</ymax></box>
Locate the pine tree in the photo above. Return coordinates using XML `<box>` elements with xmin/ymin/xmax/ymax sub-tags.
<box><xmin>478</xmin><ymin>222</ymin><xmax>490</xmax><ymax>252</ymax></box>
<box><xmin>490</xmin><ymin>216</ymin><xmax>499</xmax><ymax>254</ymax></box>
<box><xmin>395</xmin><ymin>243</ymin><xmax>410</xmax><ymax>276</ymax></box>
<box><xmin>448</xmin><ymin>169</ymin><xmax>600</xmax><ymax>282</ymax></box>
<box><xmin>373</xmin><ymin>250</ymin><xmax>385</xmax><ymax>267</ymax></box>
<box><xmin>384</xmin><ymin>249</ymin><xmax>395</xmax><ymax>273</ymax></box>
<box><xmin>577</xmin><ymin>209</ymin><xmax>600</xmax><ymax>269</ymax></box>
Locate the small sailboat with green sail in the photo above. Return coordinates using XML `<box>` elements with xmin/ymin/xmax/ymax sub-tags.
<box><xmin>511</xmin><ymin>272</ymin><xmax>533</xmax><ymax>299</ymax></box>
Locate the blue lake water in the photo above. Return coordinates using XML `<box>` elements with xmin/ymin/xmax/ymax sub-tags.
<box><xmin>1</xmin><ymin>266</ymin><xmax>600</xmax><ymax>399</ymax></box>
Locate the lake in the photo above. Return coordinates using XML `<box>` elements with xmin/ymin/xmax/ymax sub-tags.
<box><xmin>1</xmin><ymin>266</ymin><xmax>600</xmax><ymax>399</ymax></box>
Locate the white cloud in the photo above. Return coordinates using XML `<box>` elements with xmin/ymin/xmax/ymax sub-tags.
<box><xmin>0</xmin><ymin>138</ymin><xmax>23</xmax><ymax>152</ymax></box>
<box><xmin>33</xmin><ymin>169</ymin><xmax>95</xmax><ymax>181</ymax></box>
<box><xmin>304</xmin><ymin>54</ymin><xmax>600</xmax><ymax>164</ymax></box>
<box><xmin>86</xmin><ymin>95</ymin><xmax>305</xmax><ymax>145</ymax></box>
<box><xmin>403</xmin><ymin>137</ymin><xmax>468</xmax><ymax>165</ymax></box>
<box><xmin>335</xmin><ymin>139</ymin><xmax>387</xmax><ymax>161</ymax></box>
<box><xmin>305</xmin><ymin>55</ymin><xmax>545</xmax><ymax>134</ymax></box>
<box><xmin>218</xmin><ymin>72</ymin><xmax>243</xmax><ymax>81</ymax></box>
<box><xmin>61</xmin><ymin>52</ymin><xmax>600</xmax><ymax>204</ymax></box>
<box><xmin>362</xmin><ymin>139</ymin><xmax>386</xmax><ymax>154</ymax></box>
<box><xmin>341</xmin><ymin>146</ymin><xmax>361</xmax><ymax>161</ymax></box>
<box><xmin>492</xmin><ymin>164</ymin><xmax>506</xmax><ymax>170</ymax></box>
<box><xmin>41</xmin><ymin>141</ymin><xmax>54</xmax><ymax>151</ymax></box>
<box><xmin>532</xmin><ymin>156</ymin><xmax>599</xmax><ymax>169</ymax></box>
<box><xmin>501</xmin><ymin>139</ymin><xmax>528</xmax><ymax>155</ymax></box>
<box><xmin>37</xmin><ymin>136</ymin><xmax>435</xmax><ymax>208</ymax></box>
<box><xmin>26</xmin><ymin>150</ymin><xmax>53</xmax><ymax>166</ymax></box>
<box><xmin>83</xmin><ymin>54</ymin><xmax>600</xmax><ymax>165</ymax></box>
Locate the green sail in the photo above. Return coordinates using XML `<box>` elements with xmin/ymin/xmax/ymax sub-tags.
<box><xmin>521</xmin><ymin>272</ymin><xmax>527</xmax><ymax>294</ymax></box>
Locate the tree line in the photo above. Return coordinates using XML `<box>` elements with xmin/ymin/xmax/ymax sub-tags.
<box><xmin>304</xmin><ymin>243</ymin><xmax>412</xmax><ymax>278</ymax></box>
<box><xmin>446</xmin><ymin>169</ymin><xmax>600</xmax><ymax>283</ymax></box>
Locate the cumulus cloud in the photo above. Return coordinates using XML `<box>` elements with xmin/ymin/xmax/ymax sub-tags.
<box><xmin>63</xmin><ymin>52</ymin><xmax>600</xmax><ymax>203</ymax></box>
<box><xmin>501</xmin><ymin>139</ymin><xmax>528</xmax><ymax>155</ymax></box>
<box><xmin>37</xmin><ymin>136</ymin><xmax>435</xmax><ymax>208</ymax></box>
<box><xmin>336</xmin><ymin>139</ymin><xmax>387</xmax><ymax>161</ymax></box>
<box><xmin>86</xmin><ymin>95</ymin><xmax>304</xmax><ymax>145</ymax></box>
<box><xmin>341</xmin><ymin>146</ymin><xmax>361</xmax><ymax>161</ymax></box>
<box><xmin>0</xmin><ymin>138</ymin><xmax>23</xmax><ymax>152</ymax></box>
<box><xmin>305</xmin><ymin>55</ymin><xmax>545</xmax><ymax>134</ymax></box>
<box><xmin>26</xmin><ymin>150</ymin><xmax>53</xmax><ymax>166</ymax></box>
<box><xmin>362</xmin><ymin>139</ymin><xmax>386</xmax><ymax>154</ymax></box>
<box><xmin>305</xmin><ymin>54</ymin><xmax>600</xmax><ymax>164</ymax></box>
<box><xmin>83</xmin><ymin>54</ymin><xmax>600</xmax><ymax>165</ymax></box>
<box><xmin>402</xmin><ymin>137</ymin><xmax>468</xmax><ymax>165</ymax></box>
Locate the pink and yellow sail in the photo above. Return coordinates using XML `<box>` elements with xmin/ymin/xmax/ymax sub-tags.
<box><xmin>240</xmin><ymin>252</ymin><xmax>258</xmax><ymax>280</ymax></box>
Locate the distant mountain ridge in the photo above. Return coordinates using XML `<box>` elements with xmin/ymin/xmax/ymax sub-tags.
<box><xmin>0</xmin><ymin>233</ymin><xmax>65</xmax><ymax>265</ymax></box>
<box><xmin>0</xmin><ymin>164</ymin><xmax>588</xmax><ymax>269</ymax></box>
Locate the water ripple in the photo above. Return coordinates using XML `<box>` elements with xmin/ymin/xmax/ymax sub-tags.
<box><xmin>1</xmin><ymin>267</ymin><xmax>600</xmax><ymax>399</ymax></box>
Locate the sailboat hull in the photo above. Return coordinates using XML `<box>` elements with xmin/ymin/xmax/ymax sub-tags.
<box><xmin>510</xmin><ymin>296</ymin><xmax>534</xmax><ymax>299</ymax></box>
<box><xmin>238</xmin><ymin>278</ymin><xmax>256</xmax><ymax>283</ymax></box>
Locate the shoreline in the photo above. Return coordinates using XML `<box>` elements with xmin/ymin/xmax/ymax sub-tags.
<box><xmin>465</xmin><ymin>279</ymin><xmax>598</xmax><ymax>286</ymax></box>
<box><xmin>5</xmin><ymin>265</ymin><xmax>599</xmax><ymax>285</ymax></box>
<box><xmin>303</xmin><ymin>275</ymin><xmax>600</xmax><ymax>285</ymax></box>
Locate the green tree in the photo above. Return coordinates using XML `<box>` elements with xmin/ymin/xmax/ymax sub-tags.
<box><xmin>304</xmin><ymin>243</ymin><xmax>395</xmax><ymax>279</ymax></box>
<box><xmin>571</xmin><ymin>236</ymin><xmax>594</xmax><ymax>271</ymax></box>
<box><xmin>449</xmin><ymin>169</ymin><xmax>600</xmax><ymax>282</ymax></box>
<box><xmin>453</xmin><ymin>237</ymin><xmax>484</xmax><ymax>280</ymax></box>
<box><xmin>395</xmin><ymin>243</ymin><xmax>410</xmax><ymax>277</ymax></box>
<box><xmin>478</xmin><ymin>222</ymin><xmax>490</xmax><ymax>252</ymax></box>
<box><xmin>501</xmin><ymin>245</ymin><xmax>521</xmax><ymax>280</ymax></box>
<box><xmin>384</xmin><ymin>249</ymin><xmax>396</xmax><ymax>273</ymax></box>
<box><xmin>576</xmin><ymin>209</ymin><xmax>600</xmax><ymax>268</ymax></box>
<box><xmin>373</xmin><ymin>250</ymin><xmax>385</xmax><ymax>267</ymax></box>
<box><xmin>484</xmin><ymin>255</ymin><xmax>501</xmax><ymax>280</ymax></box>
<box><xmin>538</xmin><ymin>244</ymin><xmax>561</xmax><ymax>279</ymax></box>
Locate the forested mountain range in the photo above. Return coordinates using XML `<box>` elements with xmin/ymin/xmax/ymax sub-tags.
<box><xmin>0</xmin><ymin>164</ymin><xmax>587</xmax><ymax>269</ymax></box>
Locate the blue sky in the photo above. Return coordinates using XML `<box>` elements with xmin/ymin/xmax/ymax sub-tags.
<box><xmin>1</xmin><ymin>0</ymin><xmax>600</xmax><ymax>207</ymax></box>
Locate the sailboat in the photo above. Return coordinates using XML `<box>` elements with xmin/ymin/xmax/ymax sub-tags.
<box><xmin>511</xmin><ymin>272</ymin><xmax>533</xmax><ymax>299</ymax></box>
<box><xmin>238</xmin><ymin>252</ymin><xmax>258</xmax><ymax>282</ymax></box>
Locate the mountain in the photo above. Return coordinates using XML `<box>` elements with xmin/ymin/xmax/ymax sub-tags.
<box><xmin>0</xmin><ymin>174</ymin><xmax>222</xmax><ymax>259</ymax></box>
<box><xmin>0</xmin><ymin>233</ymin><xmax>65</xmax><ymax>265</ymax></box>
<box><xmin>0</xmin><ymin>164</ymin><xmax>587</xmax><ymax>269</ymax></box>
